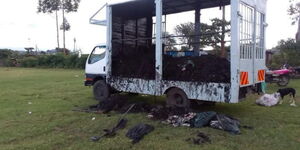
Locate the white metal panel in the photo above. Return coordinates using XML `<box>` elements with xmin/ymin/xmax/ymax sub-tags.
<box><xmin>162</xmin><ymin>81</ymin><xmax>231</xmax><ymax>103</ymax></box>
<box><xmin>106</xmin><ymin>6</ymin><xmax>113</xmax><ymax>83</ymax></box>
<box><xmin>109</xmin><ymin>77</ymin><xmax>157</xmax><ymax>95</ymax></box>
<box><xmin>230</xmin><ymin>0</ymin><xmax>241</xmax><ymax>103</ymax></box>
<box><xmin>253</xmin><ymin>11</ymin><xmax>266</xmax><ymax>83</ymax></box>
<box><xmin>241</xmin><ymin>0</ymin><xmax>267</xmax><ymax>13</ymax></box>
<box><xmin>239</xmin><ymin>2</ymin><xmax>255</xmax><ymax>87</ymax></box>
<box><xmin>155</xmin><ymin>0</ymin><xmax>163</xmax><ymax>96</ymax></box>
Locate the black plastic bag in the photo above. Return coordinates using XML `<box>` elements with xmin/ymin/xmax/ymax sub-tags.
<box><xmin>126</xmin><ymin>124</ymin><xmax>154</xmax><ymax>144</ymax></box>
<box><xmin>190</xmin><ymin>111</ymin><xmax>217</xmax><ymax>128</ymax></box>
<box><xmin>209</xmin><ymin>114</ymin><xmax>240</xmax><ymax>134</ymax></box>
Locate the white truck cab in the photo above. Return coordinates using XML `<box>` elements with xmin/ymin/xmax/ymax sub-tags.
<box><xmin>84</xmin><ymin>44</ymin><xmax>107</xmax><ymax>86</ymax></box>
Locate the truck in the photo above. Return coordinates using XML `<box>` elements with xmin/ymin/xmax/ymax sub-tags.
<box><xmin>85</xmin><ymin>0</ymin><xmax>267</xmax><ymax>109</ymax></box>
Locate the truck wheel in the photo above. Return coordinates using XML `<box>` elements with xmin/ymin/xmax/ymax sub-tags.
<box><xmin>166</xmin><ymin>88</ymin><xmax>190</xmax><ymax>109</ymax></box>
<box><xmin>93</xmin><ymin>80</ymin><xmax>110</xmax><ymax>101</ymax></box>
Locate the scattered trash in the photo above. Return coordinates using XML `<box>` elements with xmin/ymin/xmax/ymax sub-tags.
<box><xmin>92</xmin><ymin>117</ymin><xmax>96</xmax><ymax>121</ymax></box>
<box><xmin>28</xmin><ymin>112</ymin><xmax>32</xmax><ymax>115</ymax></box>
<box><xmin>73</xmin><ymin>95</ymin><xmax>128</xmax><ymax>114</ymax></box>
<box><xmin>186</xmin><ymin>132</ymin><xmax>211</xmax><ymax>145</ymax></box>
<box><xmin>165</xmin><ymin>113</ymin><xmax>196</xmax><ymax>127</ymax></box>
<box><xmin>209</xmin><ymin>114</ymin><xmax>240</xmax><ymax>135</ymax></box>
<box><xmin>190</xmin><ymin>111</ymin><xmax>217</xmax><ymax>128</ymax></box>
<box><xmin>256</xmin><ymin>93</ymin><xmax>280</xmax><ymax>107</ymax></box>
<box><xmin>126</xmin><ymin>124</ymin><xmax>154</xmax><ymax>144</ymax></box>
<box><xmin>118</xmin><ymin>102</ymin><xmax>152</xmax><ymax>114</ymax></box>
<box><xmin>28</xmin><ymin>102</ymin><xmax>32</xmax><ymax>105</ymax></box>
<box><xmin>91</xmin><ymin>118</ymin><xmax>128</xmax><ymax>142</ymax></box>
<box><xmin>148</xmin><ymin>106</ymin><xmax>187</xmax><ymax>120</ymax></box>
<box><xmin>90</xmin><ymin>104</ymin><xmax>135</xmax><ymax>142</ymax></box>
<box><xmin>74</xmin><ymin>94</ymin><xmax>246</xmax><ymax>137</ymax></box>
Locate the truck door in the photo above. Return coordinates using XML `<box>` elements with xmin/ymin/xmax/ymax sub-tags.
<box><xmin>238</xmin><ymin>0</ymin><xmax>266</xmax><ymax>87</ymax></box>
<box><xmin>85</xmin><ymin>45</ymin><xmax>107</xmax><ymax>75</ymax></box>
<box><xmin>253</xmin><ymin>11</ymin><xmax>266</xmax><ymax>84</ymax></box>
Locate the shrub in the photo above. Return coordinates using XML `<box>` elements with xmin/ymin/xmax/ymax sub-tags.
<box><xmin>18</xmin><ymin>54</ymin><xmax>88</xmax><ymax>69</ymax></box>
<box><xmin>20</xmin><ymin>57</ymin><xmax>39</xmax><ymax>67</ymax></box>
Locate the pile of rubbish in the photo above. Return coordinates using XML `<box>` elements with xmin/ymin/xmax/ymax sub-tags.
<box><xmin>149</xmin><ymin>110</ymin><xmax>241</xmax><ymax>135</ymax></box>
<box><xmin>74</xmin><ymin>95</ymin><xmax>252</xmax><ymax>144</ymax></box>
<box><xmin>112</xmin><ymin>45</ymin><xmax>155</xmax><ymax>80</ymax></box>
<box><xmin>256</xmin><ymin>93</ymin><xmax>280</xmax><ymax>107</ymax></box>
<box><xmin>163</xmin><ymin>55</ymin><xmax>230</xmax><ymax>83</ymax></box>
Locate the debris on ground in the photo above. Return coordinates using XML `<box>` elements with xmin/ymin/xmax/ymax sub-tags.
<box><xmin>91</xmin><ymin>118</ymin><xmax>128</xmax><ymax>142</ymax></box>
<box><xmin>74</xmin><ymin>94</ymin><xmax>245</xmax><ymax>136</ymax></box>
<box><xmin>190</xmin><ymin>111</ymin><xmax>217</xmax><ymax>128</ymax></box>
<box><xmin>94</xmin><ymin>95</ymin><xmax>128</xmax><ymax>113</ymax></box>
<box><xmin>90</xmin><ymin>104</ymin><xmax>135</xmax><ymax>142</ymax></box>
<box><xmin>126</xmin><ymin>123</ymin><xmax>154</xmax><ymax>144</ymax></box>
<box><xmin>256</xmin><ymin>93</ymin><xmax>280</xmax><ymax>107</ymax></box>
<box><xmin>164</xmin><ymin>113</ymin><xmax>196</xmax><ymax>127</ymax></box>
<box><xmin>148</xmin><ymin>106</ymin><xmax>187</xmax><ymax>120</ymax></box>
<box><xmin>209</xmin><ymin>114</ymin><xmax>241</xmax><ymax>135</ymax></box>
<box><xmin>149</xmin><ymin>110</ymin><xmax>242</xmax><ymax>135</ymax></box>
<box><xmin>186</xmin><ymin>132</ymin><xmax>211</xmax><ymax>145</ymax></box>
<box><xmin>118</xmin><ymin>102</ymin><xmax>153</xmax><ymax>114</ymax></box>
<box><xmin>73</xmin><ymin>95</ymin><xmax>128</xmax><ymax>114</ymax></box>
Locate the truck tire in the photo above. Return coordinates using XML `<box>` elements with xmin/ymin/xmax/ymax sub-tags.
<box><xmin>166</xmin><ymin>88</ymin><xmax>190</xmax><ymax>109</ymax></box>
<box><xmin>93</xmin><ymin>80</ymin><xmax>110</xmax><ymax>102</ymax></box>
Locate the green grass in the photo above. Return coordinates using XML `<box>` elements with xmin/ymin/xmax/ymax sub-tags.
<box><xmin>0</xmin><ymin>67</ymin><xmax>300</xmax><ymax>150</ymax></box>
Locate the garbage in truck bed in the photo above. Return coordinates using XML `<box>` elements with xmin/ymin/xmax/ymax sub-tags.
<box><xmin>112</xmin><ymin>48</ymin><xmax>230</xmax><ymax>83</ymax></box>
<box><xmin>163</xmin><ymin>54</ymin><xmax>230</xmax><ymax>83</ymax></box>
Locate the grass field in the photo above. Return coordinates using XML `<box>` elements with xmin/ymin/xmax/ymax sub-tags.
<box><xmin>0</xmin><ymin>67</ymin><xmax>300</xmax><ymax>150</ymax></box>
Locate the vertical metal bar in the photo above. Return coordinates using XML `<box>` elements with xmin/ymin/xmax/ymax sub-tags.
<box><xmin>106</xmin><ymin>6</ymin><xmax>112</xmax><ymax>82</ymax></box>
<box><xmin>155</xmin><ymin>0</ymin><xmax>163</xmax><ymax>95</ymax></box>
<box><xmin>230</xmin><ymin>0</ymin><xmax>241</xmax><ymax>103</ymax></box>
<box><xmin>252</xmin><ymin>6</ymin><xmax>257</xmax><ymax>83</ymax></box>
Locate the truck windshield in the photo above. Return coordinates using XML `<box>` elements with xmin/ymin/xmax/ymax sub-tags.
<box><xmin>88</xmin><ymin>46</ymin><xmax>106</xmax><ymax>64</ymax></box>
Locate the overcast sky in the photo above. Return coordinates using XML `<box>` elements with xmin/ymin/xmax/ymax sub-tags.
<box><xmin>0</xmin><ymin>0</ymin><xmax>299</xmax><ymax>54</ymax></box>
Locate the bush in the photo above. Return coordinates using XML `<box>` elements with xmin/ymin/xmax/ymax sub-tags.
<box><xmin>18</xmin><ymin>54</ymin><xmax>87</xmax><ymax>69</ymax></box>
<box><xmin>20</xmin><ymin>57</ymin><xmax>39</xmax><ymax>67</ymax></box>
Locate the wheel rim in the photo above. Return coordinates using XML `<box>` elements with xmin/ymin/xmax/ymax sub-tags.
<box><xmin>279</xmin><ymin>77</ymin><xmax>288</xmax><ymax>86</ymax></box>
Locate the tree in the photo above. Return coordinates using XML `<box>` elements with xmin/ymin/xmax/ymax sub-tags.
<box><xmin>288</xmin><ymin>0</ymin><xmax>300</xmax><ymax>41</ymax></box>
<box><xmin>37</xmin><ymin>0</ymin><xmax>81</xmax><ymax>54</ymax></box>
<box><xmin>163</xmin><ymin>32</ymin><xmax>177</xmax><ymax>51</ymax></box>
<box><xmin>174</xmin><ymin>18</ymin><xmax>230</xmax><ymax>52</ymax></box>
<box><xmin>271</xmin><ymin>38</ymin><xmax>300</xmax><ymax>68</ymax></box>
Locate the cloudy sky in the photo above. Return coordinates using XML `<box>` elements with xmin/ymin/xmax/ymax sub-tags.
<box><xmin>0</xmin><ymin>0</ymin><xmax>299</xmax><ymax>54</ymax></box>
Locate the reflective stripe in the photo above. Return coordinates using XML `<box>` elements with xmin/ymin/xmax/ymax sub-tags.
<box><xmin>257</xmin><ymin>70</ymin><xmax>265</xmax><ymax>81</ymax></box>
<box><xmin>240</xmin><ymin>72</ymin><xmax>249</xmax><ymax>85</ymax></box>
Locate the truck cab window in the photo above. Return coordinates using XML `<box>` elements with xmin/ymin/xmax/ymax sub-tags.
<box><xmin>88</xmin><ymin>46</ymin><xmax>106</xmax><ymax>64</ymax></box>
